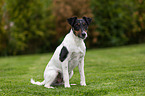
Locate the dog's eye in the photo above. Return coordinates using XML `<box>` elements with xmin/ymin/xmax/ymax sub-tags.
<box><xmin>83</xmin><ymin>23</ymin><xmax>88</xmax><ymax>30</ymax></box>
<box><xmin>74</xmin><ymin>24</ymin><xmax>80</xmax><ymax>31</ymax></box>
<box><xmin>75</xmin><ymin>24</ymin><xmax>80</xmax><ymax>28</ymax></box>
<box><xmin>83</xmin><ymin>23</ymin><xmax>87</xmax><ymax>26</ymax></box>
<box><xmin>76</xmin><ymin>24</ymin><xmax>80</xmax><ymax>27</ymax></box>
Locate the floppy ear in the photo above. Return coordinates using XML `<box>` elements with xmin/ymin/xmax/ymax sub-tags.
<box><xmin>83</xmin><ymin>17</ymin><xmax>92</xmax><ymax>25</ymax></box>
<box><xmin>67</xmin><ymin>17</ymin><xmax>77</xmax><ymax>27</ymax></box>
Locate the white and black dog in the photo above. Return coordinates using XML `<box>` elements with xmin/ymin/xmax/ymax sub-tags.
<box><xmin>31</xmin><ymin>17</ymin><xmax>92</xmax><ymax>88</ymax></box>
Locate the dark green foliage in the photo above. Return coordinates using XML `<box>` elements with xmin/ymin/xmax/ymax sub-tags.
<box><xmin>0</xmin><ymin>0</ymin><xmax>55</xmax><ymax>55</ymax></box>
<box><xmin>91</xmin><ymin>0</ymin><xmax>132</xmax><ymax>47</ymax></box>
<box><xmin>0</xmin><ymin>0</ymin><xmax>9</xmax><ymax>56</ymax></box>
<box><xmin>130</xmin><ymin>0</ymin><xmax>145</xmax><ymax>43</ymax></box>
<box><xmin>0</xmin><ymin>0</ymin><xmax>145</xmax><ymax>56</ymax></box>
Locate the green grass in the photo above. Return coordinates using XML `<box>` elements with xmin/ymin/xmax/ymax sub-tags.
<box><xmin>0</xmin><ymin>44</ymin><xmax>145</xmax><ymax>96</ymax></box>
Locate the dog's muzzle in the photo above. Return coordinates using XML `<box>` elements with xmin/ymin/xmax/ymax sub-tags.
<box><xmin>81</xmin><ymin>31</ymin><xmax>87</xmax><ymax>39</ymax></box>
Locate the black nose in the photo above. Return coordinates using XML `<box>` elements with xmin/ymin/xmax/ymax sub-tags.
<box><xmin>82</xmin><ymin>33</ymin><xmax>86</xmax><ymax>37</ymax></box>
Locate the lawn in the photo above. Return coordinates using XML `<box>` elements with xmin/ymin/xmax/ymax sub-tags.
<box><xmin>0</xmin><ymin>44</ymin><xmax>145</xmax><ymax>96</ymax></box>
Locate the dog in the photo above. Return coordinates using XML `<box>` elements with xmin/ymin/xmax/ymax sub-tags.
<box><xmin>31</xmin><ymin>17</ymin><xmax>92</xmax><ymax>88</ymax></box>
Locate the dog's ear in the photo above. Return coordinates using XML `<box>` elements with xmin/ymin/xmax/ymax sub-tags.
<box><xmin>83</xmin><ymin>17</ymin><xmax>92</xmax><ymax>25</ymax></box>
<box><xmin>67</xmin><ymin>17</ymin><xmax>77</xmax><ymax>27</ymax></box>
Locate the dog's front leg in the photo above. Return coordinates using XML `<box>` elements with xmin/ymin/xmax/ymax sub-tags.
<box><xmin>62</xmin><ymin>61</ymin><xmax>70</xmax><ymax>88</ymax></box>
<box><xmin>79</xmin><ymin>58</ymin><xmax>86</xmax><ymax>86</ymax></box>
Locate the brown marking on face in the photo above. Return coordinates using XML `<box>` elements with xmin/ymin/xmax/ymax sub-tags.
<box><xmin>73</xmin><ymin>29</ymin><xmax>81</xmax><ymax>36</ymax></box>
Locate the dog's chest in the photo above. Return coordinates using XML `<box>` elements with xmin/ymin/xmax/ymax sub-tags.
<box><xmin>68</xmin><ymin>47</ymin><xmax>85</xmax><ymax>71</ymax></box>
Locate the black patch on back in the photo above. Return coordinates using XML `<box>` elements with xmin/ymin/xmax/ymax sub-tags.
<box><xmin>59</xmin><ymin>46</ymin><xmax>69</xmax><ymax>62</ymax></box>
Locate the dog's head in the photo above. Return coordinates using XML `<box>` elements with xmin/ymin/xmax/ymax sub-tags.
<box><xmin>67</xmin><ymin>17</ymin><xmax>92</xmax><ymax>39</ymax></box>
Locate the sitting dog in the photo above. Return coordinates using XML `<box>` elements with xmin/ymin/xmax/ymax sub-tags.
<box><xmin>31</xmin><ymin>17</ymin><xmax>92</xmax><ymax>88</ymax></box>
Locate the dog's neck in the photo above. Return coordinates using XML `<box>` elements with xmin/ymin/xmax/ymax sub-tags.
<box><xmin>70</xmin><ymin>29</ymin><xmax>84</xmax><ymax>46</ymax></box>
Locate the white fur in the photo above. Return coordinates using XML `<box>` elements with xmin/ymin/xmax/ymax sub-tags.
<box><xmin>31</xmin><ymin>29</ymin><xmax>86</xmax><ymax>88</ymax></box>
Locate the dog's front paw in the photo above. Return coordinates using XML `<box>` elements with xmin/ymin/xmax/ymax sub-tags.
<box><xmin>65</xmin><ymin>84</ymin><xmax>70</xmax><ymax>88</ymax></box>
<box><xmin>80</xmin><ymin>82</ymin><xmax>86</xmax><ymax>86</ymax></box>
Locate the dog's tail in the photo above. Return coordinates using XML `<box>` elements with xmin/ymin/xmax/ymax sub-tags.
<box><xmin>31</xmin><ymin>78</ymin><xmax>45</xmax><ymax>86</ymax></box>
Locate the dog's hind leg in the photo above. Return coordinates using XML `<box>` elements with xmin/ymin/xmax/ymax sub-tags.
<box><xmin>51</xmin><ymin>72</ymin><xmax>64</xmax><ymax>86</ymax></box>
<box><xmin>44</xmin><ymin>70</ymin><xmax>58</xmax><ymax>88</ymax></box>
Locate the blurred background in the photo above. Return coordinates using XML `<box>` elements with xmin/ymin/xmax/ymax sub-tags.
<box><xmin>0</xmin><ymin>0</ymin><xmax>145</xmax><ymax>56</ymax></box>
